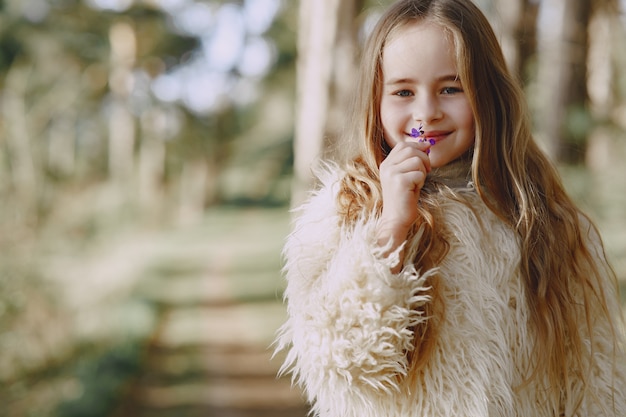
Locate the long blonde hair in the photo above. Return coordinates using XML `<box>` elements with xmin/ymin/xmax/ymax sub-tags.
<box><xmin>336</xmin><ymin>0</ymin><xmax>621</xmax><ymax>408</ymax></box>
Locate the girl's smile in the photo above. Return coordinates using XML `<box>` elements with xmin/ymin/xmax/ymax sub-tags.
<box><xmin>380</xmin><ymin>21</ymin><xmax>475</xmax><ymax>168</ymax></box>
<box><xmin>422</xmin><ymin>131</ymin><xmax>451</xmax><ymax>142</ymax></box>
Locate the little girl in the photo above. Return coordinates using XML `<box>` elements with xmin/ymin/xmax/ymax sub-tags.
<box><xmin>275</xmin><ymin>0</ymin><xmax>626</xmax><ymax>416</ymax></box>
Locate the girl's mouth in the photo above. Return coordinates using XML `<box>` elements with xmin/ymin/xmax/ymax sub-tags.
<box><xmin>408</xmin><ymin>126</ymin><xmax>451</xmax><ymax>144</ymax></box>
<box><xmin>422</xmin><ymin>131</ymin><xmax>450</xmax><ymax>143</ymax></box>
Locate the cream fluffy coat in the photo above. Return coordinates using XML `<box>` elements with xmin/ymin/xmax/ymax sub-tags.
<box><xmin>275</xmin><ymin>165</ymin><xmax>626</xmax><ymax>417</ymax></box>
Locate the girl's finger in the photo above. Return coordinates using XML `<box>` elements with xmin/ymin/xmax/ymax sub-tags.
<box><xmin>389</xmin><ymin>142</ymin><xmax>432</xmax><ymax>172</ymax></box>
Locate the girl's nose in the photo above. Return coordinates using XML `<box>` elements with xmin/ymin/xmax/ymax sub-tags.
<box><xmin>412</xmin><ymin>93</ymin><xmax>443</xmax><ymax>124</ymax></box>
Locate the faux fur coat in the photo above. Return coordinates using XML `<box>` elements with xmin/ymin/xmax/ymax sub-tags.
<box><xmin>275</xmin><ymin>162</ymin><xmax>626</xmax><ymax>417</ymax></box>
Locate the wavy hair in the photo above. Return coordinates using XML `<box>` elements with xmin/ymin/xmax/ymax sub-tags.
<box><xmin>336</xmin><ymin>0</ymin><xmax>621</xmax><ymax>409</ymax></box>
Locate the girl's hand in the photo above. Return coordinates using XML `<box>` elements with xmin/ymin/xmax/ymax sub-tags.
<box><xmin>377</xmin><ymin>140</ymin><xmax>431</xmax><ymax>264</ymax></box>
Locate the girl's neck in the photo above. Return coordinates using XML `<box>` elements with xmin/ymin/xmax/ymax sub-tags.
<box><xmin>427</xmin><ymin>153</ymin><xmax>473</xmax><ymax>189</ymax></box>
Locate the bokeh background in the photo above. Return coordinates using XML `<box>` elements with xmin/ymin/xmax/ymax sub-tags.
<box><xmin>0</xmin><ymin>0</ymin><xmax>624</xmax><ymax>416</ymax></box>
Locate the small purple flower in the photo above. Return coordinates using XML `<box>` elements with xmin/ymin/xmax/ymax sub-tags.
<box><xmin>410</xmin><ymin>124</ymin><xmax>424</xmax><ymax>138</ymax></box>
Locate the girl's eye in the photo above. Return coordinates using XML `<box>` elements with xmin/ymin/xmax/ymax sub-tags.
<box><xmin>394</xmin><ymin>89</ymin><xmax>413</xmax><ymax>97</ymax></box>
<box><xmin>441</xmin><ymin>86</ymin><xmax>462</xmax><ymax>95</ymax></box>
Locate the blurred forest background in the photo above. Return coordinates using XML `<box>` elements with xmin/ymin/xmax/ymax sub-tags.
<box><xmin>0</xmin><ymin>0</ymin><xmax>625</xmax><ymax>416</ymax></box>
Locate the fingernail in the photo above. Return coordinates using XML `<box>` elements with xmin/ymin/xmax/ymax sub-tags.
<box><xmin>426</xmin><ymin>149</ymin><xmax>430</xmax><ymax>155</ymax></box>
<box><xmin>428</xmin><ymin>138</ymin><xmax>436</xmax><ymax>145</ymax></box>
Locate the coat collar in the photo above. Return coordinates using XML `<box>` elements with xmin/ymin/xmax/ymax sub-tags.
<box><xmin>425</xmin><ymin>152</ymin><xmax>473</xmax><ymax>190</ymax></box>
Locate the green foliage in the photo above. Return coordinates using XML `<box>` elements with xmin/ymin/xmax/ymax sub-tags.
<box><xmin>0</xmin><ymin>30</ymin><xmax>21</xmax><ymax>71</ymax></box>
<box><xmin>53</xmin><ymin>342</ymin><xmax>144</xmax><ymax>417</ymax></box>
<box><xmin>565</xmin><ymin>104</ymin><xmax>594</xmax><ymax>145</ymax></box>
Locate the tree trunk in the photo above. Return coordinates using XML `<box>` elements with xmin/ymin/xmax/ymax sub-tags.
<box><xmin>108</xmin><ymin>21</ymin><xmax>137</xmax><ymax>183</ymax></box>
<box><xmin>3</xmin><ymin>65</ymin><xmax>38</xmax><ymax>211</ymax></box>
<box><xmin>492</xmin><ymin>0</ymin><xmax>523</xmax><ymax>74</ymax></box>
<box><xmin>584</xmin><ymin>0</ymin><xmax>622</xmax><ymax>170</ymax></box>
<box><xmin>516</xmin><ymin>0</ymin><xmax>540</xmax><ymax>82</ymax></box>
<box><xmin>482</xmin><ymin>0</ymin><xmax>538</xmax><ymax>81</ymax></box>
<box><xmin>291</xmin><ymin>0</ymin><xmax>363</xmax><ymax>207</ymax></box>
<box><xmin>537</xmin><ymin>0</ymin><xmax>593</xmax><ymax>164</ymax></box>
<box><xmin>559</xmin><ymin>0</ymin><xmax>593</xmax><ymax>163</ymax></box>
<box><xmin>138</xmin><ymin>108</ymin><xmax>166</xmax><ymax>213</ymax></box>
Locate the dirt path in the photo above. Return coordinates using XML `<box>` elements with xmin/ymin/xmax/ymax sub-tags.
<box><xmin>101</xmin><ymin>207</ymin><xmax>308</xmax><ymax>416</ymax></box>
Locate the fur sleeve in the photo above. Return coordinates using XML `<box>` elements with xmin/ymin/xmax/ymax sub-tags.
<box><xmin>274</xmin><ymin>166</ymin><xmax>434</xmax><ymax>416</ymax></box>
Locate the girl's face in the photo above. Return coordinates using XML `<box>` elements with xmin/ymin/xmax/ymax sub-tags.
<box><xmin>380</xmin><ymin>21</ymin><xmax>475</xmax><ymax>168</ymax></box>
